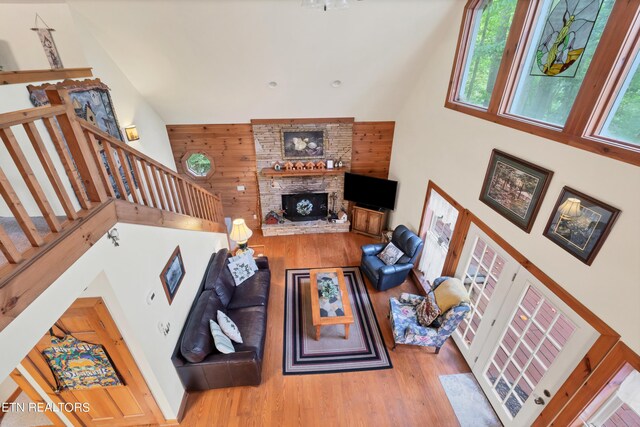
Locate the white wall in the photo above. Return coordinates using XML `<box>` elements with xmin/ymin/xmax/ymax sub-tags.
<box><xmin>389</xmin><ymin>1</ymin><xmax>640</xmax><ymax>354</ymax></box>
<box><xmin>0</xmin><ymin>224</ymin><xmax>229</xmax><ymax>419</ymax></box>
<box><xmin>0</xmin><ymin>2</ymin><xmax>176</xmax><ymax>217</ymax></box>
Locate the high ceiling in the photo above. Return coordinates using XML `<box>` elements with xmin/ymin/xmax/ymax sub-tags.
<box><xmin>66</xmin><ymin>0</ymin><xmax>460</xmax><ymax>123</ymax></box>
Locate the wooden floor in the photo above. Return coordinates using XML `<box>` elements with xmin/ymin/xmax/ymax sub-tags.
<box><xmin>180</xmin><ymin>232</ymin><xmax>471</xmax><ymax>427</ymax></box>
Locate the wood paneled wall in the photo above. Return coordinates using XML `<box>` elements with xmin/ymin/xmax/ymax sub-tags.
<box><xmin>351</xmin><ymin>121</ymin><xmax>395</xmax><ymax>179</ymax></box>
<box><xmin>166</xmin><ymin>121</ymin><xmax>395</xmax><ymax>230</ymax></box>
<box><xmin>166</xmin><ymin>124</ymin><xmax>259</xmax><ymax>229</ymax></box>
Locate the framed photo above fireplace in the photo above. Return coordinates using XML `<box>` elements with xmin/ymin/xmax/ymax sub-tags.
<box><xmin>281</xmin><ymin>129</ymin><xmax>325</xmax><ymax>160</ymax></box>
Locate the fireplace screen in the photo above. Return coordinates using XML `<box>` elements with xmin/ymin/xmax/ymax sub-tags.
<box><xmin>282</xmin><ymin>193</ymin><xmax>328</xmax><ymax>221</ymax></box>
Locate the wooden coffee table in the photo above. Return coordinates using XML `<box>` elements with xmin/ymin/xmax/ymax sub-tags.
<box><xmin>309</xmin><ymin>268</ymin><xmax>354</xmax><ymax>340</ymax></box>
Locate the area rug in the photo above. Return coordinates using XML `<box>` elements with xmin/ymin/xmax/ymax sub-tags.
<box><xmin>439</xmin><ymin>373</ymin><xmax>502</xmax><ymax>427</ymax></box>
<box><xmin>283</xmin><ymin>267</ymin><xmax>392</xmax><ymax>375</ymax></box>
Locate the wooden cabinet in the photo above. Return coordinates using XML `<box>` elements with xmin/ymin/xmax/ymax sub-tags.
<box><xmin>351</xmin><ymin>205</ymin><xmax>387</xmax><ymax>238</ymax></box>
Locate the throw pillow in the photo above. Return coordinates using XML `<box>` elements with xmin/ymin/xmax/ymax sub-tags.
<box><xmin>416</xmin><ymin>292</ymin><xmax>441</xmax><ymax>327</ymax></box>
<box><xmin>229</xmin><ymin>249</ymin><xmax>258</xmax><ymax>272</ymax></box>
<box><xmin>209</xmin><ymin>319</ymin><xmax>235</xmax><ymax>354</ymax></box>
<box><xmin>433</xmin><ymin>278</ymin><xmax>470</xmax><ymax>313</ymax></box>
<box><xmin>217</xmin><ymin>310</ymin><xmax>243</xmax><ymax>343</ymax></box>
<box><xmin>377</xmin><ymin>242</ymin><xmax>405</xmax><ymax>266</ymax></box>
<box><xmin>227</xmin><ymin>256</ymin><xmax>256</xmax><ymax>286</ymax></box>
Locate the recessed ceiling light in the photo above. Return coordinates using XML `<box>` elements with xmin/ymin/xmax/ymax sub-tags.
<box><xmin>268</xmin><ymin>81</ymin><xmax>278</xmax><ymax>88</ymax></box>
<box><xmin>331</xmin><ymin>80</ymin><xmax>342</xmax><ymax>88</ymax></box>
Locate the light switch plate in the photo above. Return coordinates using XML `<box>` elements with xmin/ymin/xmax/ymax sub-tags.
<box><xmin>237</xmin><ymin>185</ymin><xmax>245</xmax><ymax>191</ymax></box>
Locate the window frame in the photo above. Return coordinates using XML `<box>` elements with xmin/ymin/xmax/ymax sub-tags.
<box><xmin>446</xmin><ymin>0</ymin><xmax>640</xmax><ymax>166</ymax></box>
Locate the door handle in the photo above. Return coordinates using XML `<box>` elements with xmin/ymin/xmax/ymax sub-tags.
<box><xmin>534</xmin><ymin>396</ymin><xmax>545</xmax><ymax>405</ymax></box>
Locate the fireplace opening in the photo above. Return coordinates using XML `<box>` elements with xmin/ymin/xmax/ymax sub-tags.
<box><xmin>282</xmin><ymin>193</ymin><xmax>328</xmax><ymax>221</ymax></box>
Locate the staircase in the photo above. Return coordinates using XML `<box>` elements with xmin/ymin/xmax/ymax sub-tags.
<box><xmin>0</xmin><ymin>88</ymin><xmax>226</xmax><ymax>332</ymax></box>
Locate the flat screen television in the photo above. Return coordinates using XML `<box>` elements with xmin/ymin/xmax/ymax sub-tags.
<box><xmin>344</xmin><ymin>172</ymin><xmax>398</xmax><ymax>210</ymax></box>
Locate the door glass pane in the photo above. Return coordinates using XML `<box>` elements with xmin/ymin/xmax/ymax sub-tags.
<box><xmin>509</xmin><ymin>0</ymin><xmax>615</xmax><ymax>126</ymax></box>
<box><xmin>599</xmin><ymin>50</ymin><xmax>640</xmax><ymax>146</ymax></box>
<box><xmin>457</xmin><ymin>237</ymin><xmax>507</xmax><ymax>346</ymax></box>
<box><xmin>485</xmin><ymin>285</ymin><xmax>576</xmax><ymax>419</ymax></box>
<box><xmin>457</xmin><ymin>0</ymin><xmax>518</xmax><ymax>108</ymax></box>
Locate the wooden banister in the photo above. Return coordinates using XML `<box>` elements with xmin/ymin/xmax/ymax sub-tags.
<box><xmin>77</xmin><ymin>120</ymin><xmax>225</xmax><ymax>226</ymax></box>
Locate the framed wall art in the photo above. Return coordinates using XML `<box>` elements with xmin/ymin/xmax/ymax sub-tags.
<box><xmin>160</xmin><ymin>246</ymin><xmax>186</xmax><ymax>305</ymax></box>
<box><xmin>543</xmin><ymin>187</ymin><xmax>620</xmax><ymax>265</ymax></box>
<box><xmin>480</xmin><ymin>150</ymin><xmax>553</xmax><ymax>233</ymax></box>
<box><xmin>281</xmin><ymin>129</ymin><xmax>325</xmax><ymax>160</ymax></box>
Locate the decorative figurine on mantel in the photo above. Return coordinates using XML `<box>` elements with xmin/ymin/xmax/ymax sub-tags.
<box><xmin>316</xmin><ymin>160</ymin><xmax>326</xmax><ymax>169</ymax></box>
<box><xmin>294</xmin><ymin>161</ymin><xmax>305</xmax><ymax>170</ymax></box>
<box><xmin>274</xmin><ymin>161</ymin><xmax>282</xmax><ymax>171</ymax></box>
<box><xmin>305</xmin><ymin>161</ymin><xmax>315</xmax><ymax>170</ymax></box>
<box><xmin>284</xmin><ymin>161</ymin><xmax>294</xmax><ymax>171</ymax></box>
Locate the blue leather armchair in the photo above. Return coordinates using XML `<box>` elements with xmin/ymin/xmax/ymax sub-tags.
<box><xmin>360</xmin><ymin>225</ymin><xmax>424</xmax><ymax>291</ymax></box>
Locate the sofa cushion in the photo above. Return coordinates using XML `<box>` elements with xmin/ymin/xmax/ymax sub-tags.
<box><xmin>217</xmin><ymin>310</ymin><xmax>243</xmax><ymax>343</ymax></box>
<box><xmin>180</xmin><ymin>290</ymin><xmax>225</xmax><ymax>363</ymax></box>
<box><xmin>227</xmin><ymin>269</ymin><xmax>271</xmax><ymax>309</ymax></box>
<box><xmin>226</xmin><ymin>306</ymin><xmax>267</xmax><ymax>361</ymax></box>
<box><xmin>377</xmin><ymin>242</ymin><xmax>404</xmax><ymax>265</ymax></box>
<box><xmin>203</xmin><ymin>249</ymin><xmax>235</xmax><ymax>306</ymax></box>
<box><xmin>228</xmin><ymin>256</ymin><xmax>257</xmax><ymax>286</ymax></box>
<box><xmin>416</xmin><ymin>292</ymin><xmax>441</xmax><ymax>326</ymax></box>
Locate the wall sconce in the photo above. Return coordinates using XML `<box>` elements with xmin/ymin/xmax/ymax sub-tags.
<box><xmin>107</xmin><ymin>228</ymin><xmax>120</xmax><ymax>247</ymax></box>
<box><xmin>124</xmin><ymin>125</ymin><xmax>139</xmax><ymax>142</ymax></box>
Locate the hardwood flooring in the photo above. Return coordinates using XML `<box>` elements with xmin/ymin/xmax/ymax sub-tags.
<box><xmin>180</xmin><ymin>232</ymin><xmax>471</xmax><ymax>427</ymax></box>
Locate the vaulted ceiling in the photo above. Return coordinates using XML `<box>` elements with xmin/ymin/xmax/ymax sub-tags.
<box><xmin>66</xmin><ymin>0</ymin><xmax>459</xmax><ymax>123</ymax></box>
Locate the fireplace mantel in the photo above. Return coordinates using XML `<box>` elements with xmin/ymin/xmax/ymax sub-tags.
<box><xmin>260</xmin><ymin>168</ymin><xmax>344</xmax><ymax>178</ymax></box>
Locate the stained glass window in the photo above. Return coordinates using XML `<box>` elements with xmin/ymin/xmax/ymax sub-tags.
<box><xmin>599</xmin><ymin>50</ymin><xmax>640</xmax><ymax>146</ymax></box>
<box><xmin>509</xmin><ymin>0</ymin><xmax>614</xmax><ymax>127</ymax></box>
<box><xmin>457</xmin><ymin>0</ymin><xmax>518</xmax><ymax>108</ymax></box>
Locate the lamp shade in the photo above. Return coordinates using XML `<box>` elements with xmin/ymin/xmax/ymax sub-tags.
<box><xmin>229</xmin><ymin>218</ymin><xmax>253</xmax><ymax>243</ymax></box>
<box><xmin>558</xmin><ymin>198</ymin><xmax>582</xmax><ymax>219</ymax></box>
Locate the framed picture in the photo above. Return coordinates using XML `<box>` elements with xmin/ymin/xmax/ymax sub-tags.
<box><xmin>27</xmin><ymin>78</ymin><xmax>124</xmax><ymax>141</ymax></box>
<box><xmin>281</xmin><ymin>129</ymin><xmax>325</xmax><ymax>160</ymax></box>
<box><xmin>160</xmin><ymin>246</ymin><xmax>186</xmax><ymax>305</ymax></box>
<box><xmin>480</xmin><ymin>150</ymin><xmax>553</xmax><ymax>233</ymax></box>
<box><xmin>543</xmin><ymin>187</ymin><xmax>620</xmax><ymax>265</ymax></box>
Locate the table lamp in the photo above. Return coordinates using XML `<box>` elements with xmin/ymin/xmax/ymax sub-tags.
<box><xmin>229</xmin><ymin>218</ymin><xmax>253</xmax><ymax>255</ymax></box>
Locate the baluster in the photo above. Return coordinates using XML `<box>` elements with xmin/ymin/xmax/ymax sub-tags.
<box><xmin>133</xmin><ymin>158</ymin><xmax>151</xmax><ymax>207</ymax></box>
<box><xmin>84</xmin><ymin>132</ymin><xmax>115</xmax><ymax>198</ymax></box>
<box><xmin>159</xmin><ymin>171</ymin><xmax>174</xmax><ymax>212</ymax></box>
<box><xmin>0</xmin><ymin>127</ymin><xmax>61</xmax><ymax>233</ymax></box>
<box><xmin>0</xmin><ymin>223</ymin><xmax>23</xmax><ymax>263</ymax></box>
<box><xmin>0</xmin><ymin>166</ymin><xmax>44</xmax><ymax>247</ymax></box>
<box><xmin>42</xmin><ymin>117</ymin><xmax>92</xmax><ymax>209</ymax></box>
<box><xmin>23</xmin><ymin>122</ymin><xmax>78</xmax><ymax>221</ymax></box>
<box><xmin>152</xmin><ymin>166</ymin><xmax>168</xmax><ymax>210</ymax></box>
<box><xmin>140</xmin><ymin>160</ymin><xmax>158</xmax><ymax>209</ymax></box>
<box><xmin>102</xmin><ymin>142</ymin><xmax>128</xmax><ymax>200</ymax></box>
<box><xmin>115</xmin><ymin>148</ymin><xmax>141</xmax><ymax>205</ymax></box>
<box><xmin>178</xmin><ymin>179</ymin><xmax>193</xmax><ymax>216</ymax></box>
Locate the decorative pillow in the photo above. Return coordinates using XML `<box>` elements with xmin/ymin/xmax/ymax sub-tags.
<box><xmin>217</xmin><ymin>310</ymin><xmax>243</xmax><ymax>343</ymax></box>
<box><xmin>227</xmin><ymin>256</ymin><xmax>257</xmax><ymax>286</ymax></box>
<box><xmin>433</xmin><ymin>278</ymin><xmax>470</xmax><ymax>313</ymax></box>
<box><xmin>229</xmin><ymin>249</ymin><xmax>258</xmax><ymax>272</ymax></box>
<box><xmin>377</xmin><ymin>242</ymin><xmax>405</xmax><ymax>266</ymax></box>
<box><xmin>209</xmin><ymin>319</ymin><xmax>235</xmax><ymax>354</ymax></box>
<box><xmin>416</xmin><ymin>292</ymin><xmax>441</xmax><ymax>327</ymax></box>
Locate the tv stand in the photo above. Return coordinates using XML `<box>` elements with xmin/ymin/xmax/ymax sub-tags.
<box><xmin>351</xmin><ymin>205</ymin><xmax>387</xmax><ymax>239</ymax></box>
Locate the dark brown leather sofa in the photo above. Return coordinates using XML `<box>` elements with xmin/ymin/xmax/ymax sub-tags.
<box><xmin>171</xmin><ymin>248</ymin><xmax>270</xmax><ymax>390</ymax></box>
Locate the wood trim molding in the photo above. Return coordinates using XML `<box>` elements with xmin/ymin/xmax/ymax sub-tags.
<box><xmin>445</xmin><ymin>0</ymin><xmax>640</xmax><ymax>166</ymax></box>
<box><xmin>250</xmin><ymin>117</ymin><xmax>355</xmax><ymax>125</ymax></box>
<box><xmin>550</xmin><ymin>341</ymin><xmax>639</xmax><ymax>426</ymax></box>
<box><xmin>0</xmin><ymin>68</ymin><xmax>93</xmax><ymax>86</ymax></box>
<box><xmin>114</xmin><ymin>200</ymin><xmax>227</xmax><ymax>233</ymax></box>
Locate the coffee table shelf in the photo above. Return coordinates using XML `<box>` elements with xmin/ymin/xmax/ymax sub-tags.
<box><xmin>309</xmin><ymin>268</ymin><xmax>354</xmax><ymax>340</ymax></box>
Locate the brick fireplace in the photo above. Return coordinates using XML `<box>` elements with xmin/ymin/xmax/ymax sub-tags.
<box><xmin>252</xmin><ymin>119</ymin><xmax>353</xmax><ymax>236</ymax></box>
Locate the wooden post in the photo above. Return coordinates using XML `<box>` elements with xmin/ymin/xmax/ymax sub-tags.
<box><xmin>45</xmin><ymin>89</ymin><xmax>108</xmax><ymax>203</ymax></box>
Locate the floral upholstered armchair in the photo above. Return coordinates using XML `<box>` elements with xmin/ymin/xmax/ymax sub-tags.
<box><xmin>388</xmin><ymin>277</ymin><xmax>471</xmax><ymax>354</ymax></box>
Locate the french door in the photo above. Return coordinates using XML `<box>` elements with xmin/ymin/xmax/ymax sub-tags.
<box><xmin>452</xmin><ymin>223</ymin><xmax>519</xmax><ymax>363</ymax></box>
<box><xmin>453</xmin><ymin>224</ymin><xmax>599</xmax><ymax>426</ymax></box>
